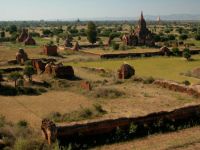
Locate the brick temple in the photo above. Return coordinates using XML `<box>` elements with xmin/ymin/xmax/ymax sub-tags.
<box><xmin>122</xmin><ymin>12</ymin><xmax>155</xmax><ymax>47</ymax></box>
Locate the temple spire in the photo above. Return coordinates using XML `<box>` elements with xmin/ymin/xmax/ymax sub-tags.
<box><xmin>141</xmin><ymin>11</ymin><xmax>144</xmax><ymax>20</ymax></box>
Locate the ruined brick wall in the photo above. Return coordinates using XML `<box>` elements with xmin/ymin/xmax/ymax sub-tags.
<box><xmin>42</xmin><ymin>104</ymin><xmax>200</xmax><ymax>145</ymax></box>
<box><xmin>154</xmin><ymin>80</ymin><xmax>200</xmax><ymax>97</ymax></box>
<box><xmin>43</xmin><ymin>45</ymin><xmax>58</xmax><ymax>56</ymax></box>
<box><xmin>80</xmin><ymin>81</ymin><xmax>92</xmax><ymax>91</ymax></box>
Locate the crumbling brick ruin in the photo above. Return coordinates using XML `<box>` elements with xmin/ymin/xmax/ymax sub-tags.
<box><xmin>32</xmin><ymin>59</ymin><xmax>47</xmax><ymax>74</ymax></box>
<box><xmin>32</xmin><ymin>59</ymin><xmax>74</xmax><ymax>79</ymax></box>
<box><xmin>50</xmin><ymin>65</ymin><xmax>74</xmax><ymax>79</ymax></box>
<box><xmin>17</xmin><ymin>29</ymin><xmax>28</xmax><ymax>42</ymax></box>
<box><xmin>72</xmin><ymin>41</ymin><xmax>80</xmax><ymax>51</ymax></box>
<box><xmin>118</xmin><ymin>64</ymin><xmax>135</xmax><ymax>79</ymax></box>
<box><xmin>16</xmin><ymin>48</ymin><xmax>28</xmax><ymax>65</ymax></box>
<box><xmin>43</xmin><ymin>45</ymin><xmax>58</xmax><ymax>56</ymax></box>
<box><xmin>41</xmin><ymin>119</ymin><xmax>57</xmax><ymax>145</ymax></box>
<box><xmin>24</xmin><ymin>34</ymin><xmax>36</xmax><ymax>45</ymax></box>
<box><xmin>154</xmin><ymin>80</ymin><xmax>200</xmax><ymax>97</ymax></box>
<box><xmin>160</xmin><ymin>46</ymin><xmax>171</xmax><ymax>56</ymax></box>
<box><xmin>64</xmin><ymin>38</ymin><xmax>73</xmax><ymax>48</ymax></box>
<box><xmin>80</xmin><ymin>81</ymin><xmax>92</xmax><ymax>91</ymax></box>
<box><xmin>17</xmin><ymin>29</ymin><xmax>36</xmax><ymax>45</ymax></box>
<box><xmin>122</xmin><ymin>12</ymin><xmax>155</xmax><ymax>47</ymax></box>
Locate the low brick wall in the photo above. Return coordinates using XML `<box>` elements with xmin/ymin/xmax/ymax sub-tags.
<box><xmin>100</xmin><ymin>51</ymin><xmax>162</xmax><ymax>59</ymax></box>
<box><xmin>154</xmin><ymin>80</ymin><xmax>200</xmax><ymax>97</ymax></box>
<box><xmin>100</xmin><ymin>49</ymin><xmax>200</xmax><ymax>59</ymax></box>
<box><xmin>42</xmin><ymin>104</ymin><xmax>200</xmax><ymax>146</ymax></box>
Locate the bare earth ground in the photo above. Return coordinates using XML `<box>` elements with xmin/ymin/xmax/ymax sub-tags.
<box><xmin>93</xmin><ymin>126</ymin><xmax>200</xmax><ymax>150</ymax></box>
<box><xmin>0</xmin><ymin>91</ymin><xmax>93</xmax><ymax>128</ymax></box>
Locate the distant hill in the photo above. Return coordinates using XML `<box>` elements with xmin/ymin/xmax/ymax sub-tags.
<box><xmin>145</xmin><ymin>14</ymin><xmax>200</xmax><ymax>21</ymax></box>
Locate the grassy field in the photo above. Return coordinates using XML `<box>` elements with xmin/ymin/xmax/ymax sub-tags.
<box><xmin>66</xmin><ymin>55</ymin><xmax>200</xmax><ymax>84</ymax></box>
<box><xmin>82</xmin><ymin>47</ymin><xmax>160</xmax><ymax>55</ymax></box>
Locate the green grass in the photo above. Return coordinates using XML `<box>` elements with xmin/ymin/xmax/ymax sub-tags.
<box><xmin>65</xmin><ymin>55</ymin><xmax>200</xmax><ymax>84</ymax></box>
<box><xmin>82</xmin><ymin>47</ymin><xmax>160</xmax><ymax>55</ymax></box>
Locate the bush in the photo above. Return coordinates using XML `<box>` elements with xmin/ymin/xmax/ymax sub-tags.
<box><xmin>0</xmin><ymin>85</ymin><xmax>18</xmax><ymax>96</ymax></box>
<box><xmin>79</xmin><ymin>108</ymin><xmax>93</xmax><ymax>118</ymax></box>
<box><xmin>195</xmin><ymin>34</ymin><xmax>200</xmax><ymax>40</ymax></box>
<box><xmin>143</xmin><ymin>77</ymin><xmax>155</xmax><ymax>84</ymax></box>
<box><xmin>17</xmin><ymin>120</ymin><xmax>28</xmax><ymax>128</ymax></box>
<box><xmin>172</xmin><ymin>47</ymin><xmax>180</xmax><ymax>56</ymax></box>
<box><xmin>0</xmin><ymin>115</ymin><xmax>6</xmax><ymax>127</ymax></box>
<box><xmin>93</xmin><ymin>104</ymin><xmax>106</xmax><ymax>114</ymax></box>
<box><xmin>14</xmin><ymin>138</ymin><xmax>44</xmax><ymax>150</ymax></box>
<box><xmin>182</xmin><ymin>80</ymin><xmax>191</xmax><ymax>86</ymax></box>
<box><xmin>93</xmin><ymin>88</ymin><xmax>125</xmax><ymax>99</ymax></box>
<box><xmin>48</xmin><ymin>112</ymin><xmax>62</xmax><ymax>122</ymax></box>
<box><xmin>183</xmin><ymin>48</ymin><xmax>191</xmax><ymax>61</ymax></box>
<box><xmin>112</xmin><ymin>42</ymin><xmax>119</xmax><ymax>50</ymax></box>
<box><xmin>168</xmin><ymin>34</ymin><xmax>176</xmax><ymax>41</ymax></box>
<box><xmin>179</xmin><ymin>34</ymin><xmax>188</xmax><ymax>40</ymax></box>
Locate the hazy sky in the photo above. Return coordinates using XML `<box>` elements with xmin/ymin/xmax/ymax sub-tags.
<box><xmin>0</xmin><ymin>0</ymin><xmax>200</xmax><ymax>20</ymax></box>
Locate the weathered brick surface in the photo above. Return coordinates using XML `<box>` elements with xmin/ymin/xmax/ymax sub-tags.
<box><xmin>80</xmin><ymin>81</ymin><xmax>92</xmax><ymax>91</ymax></box>
<box><xmin>42</xmin><ymin>104</ymin><xmax>200</xmax><ymax>144</ymax></box>
<box><xmin>154</xmin><ymin>80</ymin><xmax>200</xmax><ymax>97</ymax></box>
<box><xmin>118</xmin><ymin>64</ymin><xmax>135</xmax><ymax>79</ymax></box>
<box><xmin>43</xmin><ymin>45</ymin><xmax>58</xmax><ymax>56</ymax></box>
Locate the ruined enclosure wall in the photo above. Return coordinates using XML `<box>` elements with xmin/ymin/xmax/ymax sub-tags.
<box><xmin>100</xmin><ymin>49</ymin><xmax>200</xmax><ymax>59</ymax></box>
<box><xmin>154</xmin><ymin>80</ymin><xmax>200</xmax><ymax>97</ymax></box>
<box><xmin>42</xmin><ymin>104</ymin><xmax>200</xmax><ymax>145</ymax></box>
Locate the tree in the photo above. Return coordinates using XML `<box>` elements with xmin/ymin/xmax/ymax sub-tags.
<box><xmin>172</xmin><ymin>47</ymin><xmax>180</xmax><ymax>56</ymax></box>
<box><xmin>24</xmin><ymin>66</ymin><xmax>35</xmax><ymax>82</ymax></box>
<box><xmin>195</xmin><ymin>34</ymin><xmax>200</xmax><ymax>40</ymax></box>
<box><xmin>179</xmin><ymin>34</ymin><xmax>188</xmax><ymax>40</ymax></box>
<box><xmin>7</xmin><ymin>25</ymin><xmax>17</xmax><ymax>34</ymax></box>
<box><xmin>87</xmin><ymin>21</ymin><xmax>97</xmax><ymax>44</ymax></box>
<box><xmin>0</xmin><ymin>31</ymin><xmax>5</xmax><ymax>38</ymax></box>
<box><xmin>42</xmin><ymin>29</ymin><xmax>52</xmax><ymax>36</ymax></box>
<box><xmin>8</xmin><ymin>72</ymin><xmax>22</xmax><ymax>88</ymax></box>
<box><xmin>183</xmin><ymin>48</ymin><xmax>191</xmax><ymax>61</ymax></box>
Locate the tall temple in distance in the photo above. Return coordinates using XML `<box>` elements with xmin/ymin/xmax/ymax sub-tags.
<box><xmin>122</xmin><ymin>12</ymin><xmax>155</xmax><ymax>47</ymax></box>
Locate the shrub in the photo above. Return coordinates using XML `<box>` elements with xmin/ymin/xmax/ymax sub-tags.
<box><xmin>179</xmin><ymin>34</ymin><xmax>188</xmax><ymax>40</ymax></box>
<box><xmin>112</xmin><ymin>42</ymin><xmax>120</xmax><ymax>50</ymax></box>
<box><xmin>93</xmin><ymin>104</ymin><xmax>106</xmax><ymax>114</ymax></box>
<box><xmin>48</xmin><ymin>112</ymin><xmax>62</xmax><ymax>122</ymax></box>
<box><xmin>93</xmin><ymin>88</ymin><xmax>125</xmax><ymax>99</ymax></box>
<box><xmin>195</xmin><ymin>34</ymin><xmax>200</xmax><ymax>40</ymax></box>
<box><xmin>182</xmin><ymin>80</ymin><xmax>191</xmax><ymax>86</ymax></box>
<box><xmin>183</xmin><ymin>48</ymin><xmax>191</xmax><ymax>61</ymax></box>
<box><xmin>143</xmin><ymin>77</ymin><xmax>155</xmax><ymax>84</ymax></box>
<box><xmin>17</xmin><ymin>120</ymin><xmax>28</xmax><ymax>128</ymax></box>
<box><xmin>0</xmin><ymin>85</ymin><xmax>18</xmax><ymax>96</ymax></box>
<box><xmin>79</xmin><ymin>108</ymin><xmax>93</xmax><ymax>118</ymax></box>
<box><xmin>0</xmin><ymin>115</ymin><xmax>6</xmax><ymax>127</ymax></box>
<box><xmin>17</xmin><ymin>87</ymin><xmax>40</xmax><ymax>95</ymax></box>
<box><xmin>23</xmin><ymin>66</ymin><xmax>35</xmax><ymax>81</ymax></box>
<box><xmin>172</xmin><ymin>47</ymin><xmax>180</xmax><ymax>56</ymax></box>
<box><xmin>14</xmin><ymin>138</ymin><xmax>44</xmax><ymax>150</ymax></box>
